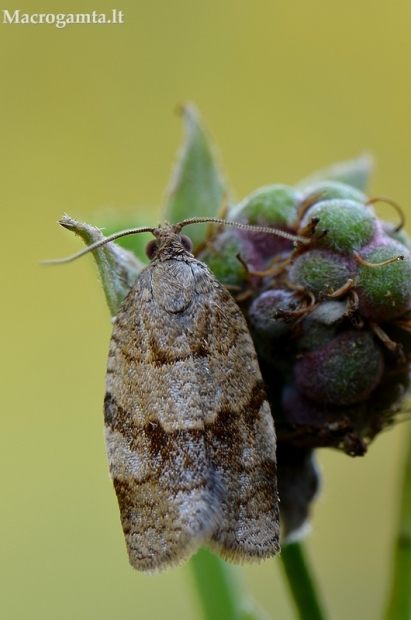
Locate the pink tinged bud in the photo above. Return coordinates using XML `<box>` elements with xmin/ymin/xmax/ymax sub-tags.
<box><xmin>294</xmin><ymin>331</ymin><xmax>383</xmax><ymax>406</ymax></box>
<box><xmin>296</xmin><ymin>301</ymin><xmax>346</xmax><ymax>351</ymax></box>
<box><xmin>198</xmin><ymin>230</ymin><xmax>262</xmax><ymax>286</ymax></box>
<box><xmin>229</xmin><ymin>185</ymin><xmax>301</xmax><ymax>259</ymax></box>
<box><xmin>249</xmin><ymin>290</ymin><xmax>296</xmax><ymax>339</ymax></box>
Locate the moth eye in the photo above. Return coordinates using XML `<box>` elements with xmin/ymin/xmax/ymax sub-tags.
<box><xmin>145</xmin><ymin>239</ymin><xmax>157</xmax><ymax>259</ymax></box>
<box><xmin>181</xmin><ymin>235</ymin><xmax>193</xmax><ymax>253</ymax></box>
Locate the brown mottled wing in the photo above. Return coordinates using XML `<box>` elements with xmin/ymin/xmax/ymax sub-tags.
<box><xmin>189</xmin><ymin>262</ymin><xmax>280</xmax><ymax>562</ymax></box>
<box><xmin>104</xmin><ymin>256</ymin><xmax>279</xmax><ymax>573</ymax></box>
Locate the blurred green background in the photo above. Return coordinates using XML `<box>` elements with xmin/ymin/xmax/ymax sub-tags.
<box><xmin>2</xmin><ymin>1</ymin><xmax>411</xmax><ymax>618</ymax></box>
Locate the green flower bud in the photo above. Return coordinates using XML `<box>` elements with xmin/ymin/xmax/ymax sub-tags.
<box><xmin>301</xmin><ymin>180</ymin><xmax>367</xmax><ymax>205</ymax></box>
<box><xmin>198</xmin><ymin>230</ymin><xmax>257</xmax><ymax>287</ymax></box>
<box><xmin>300</xmin><ymin>199</ymin><xmax>376</xmax><ymax>253</ymax></box>
<box><xmin>289</xmin><ymin>249</ymin><xmax>352</xmax><ymax>296</ymax></box>
<box><xmin>229</xmin><ymin>184</ymin><xmax>301</xmax><ymax>227</ymax></box>
<box><xmin>356</xmin><ymin>239</ymin><xmax>411</xmax><ymax>321</ymax></box>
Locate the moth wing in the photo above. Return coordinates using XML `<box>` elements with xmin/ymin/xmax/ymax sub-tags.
<box><xmin>105</xmin><ymin>257</ymin><xmax>280</xmax><ymax>572</ymax></box>
<box><xmin>104</xmin><ymin>264</ymin><xmax>224</xmax><ymax>573</ymax></box>
<box><xmin>189</xmin><ymin>265</ymin><xmax>280</xmax><ymax>561</ymax></box>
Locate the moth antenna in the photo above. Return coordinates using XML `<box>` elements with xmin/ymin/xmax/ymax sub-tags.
<box><xmin>44</xmin><ymin>215</ymin><xmax>309</xmax><ymax>266</ymax></box>
<box><xmin>42</xmin><ymin>225</ymin><xmax>155</xmax><ymax>265</ymax></box>
<box><xmin>176</xmin><ymin>217</ymin><xmax>310</xmax><ymax>244</ymax></box>
<box><xmin>366</xmin><ymin>196</ymin><xmax>405</xmax><ymax>233</ymax></box>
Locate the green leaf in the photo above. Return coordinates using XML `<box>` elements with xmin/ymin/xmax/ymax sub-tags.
<box><xmin>163</xmin><ymin>103</ymin><xmax>227</xmax><ymax>248</ymax></box>
<box><xmin>59</xmin><ymin>215</ymin><xmax>145</xmax><ymax>317</ymax></box>
<box><xmin>189</xmin><ymin>548</ymin><xmax>269</xmax><ymax>620</ymax></box>
<box><xmin>89</xmin><ymin>209</ymin><xmax>152</xmax><ymax>263</ymax></box>
<box><xmin>296</xmin><ymin>154</ymin><xmax>373</xmax><ymax>192</ymax></box>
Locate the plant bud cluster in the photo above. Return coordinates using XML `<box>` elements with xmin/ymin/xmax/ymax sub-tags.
<box><xmin>199</xmin><ymin>181</ymin><xmax>411</xmax><ymax>458</ymax></box>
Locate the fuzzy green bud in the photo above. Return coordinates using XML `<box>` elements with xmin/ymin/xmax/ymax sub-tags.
<box><xmin>356</xmin><ymin>239</ymin><xmax>411</xmax><ymax>321</ymax></box>
<box><xmin>289</xmin><ymin>249</ymin><xmax>352</xmax><ymax>296</ymax></box>
<box><xmin>198</xmin><ymin>230</ymin><xmax>257</xmax><ymax>287</ymax></box>
<box><xmin>301</xmin><ymin>199</ymin><xmax>376</xmax><ymax>253</ymax></box>
<box><xmin>229</xmin><ymin>184</ymin><xmax>301</xmax><ymax>227</ymax></box>
<box><xmin>301</xmin><ymin>180</ymin><xmax>367</xmax><ymax>205</ymax></box>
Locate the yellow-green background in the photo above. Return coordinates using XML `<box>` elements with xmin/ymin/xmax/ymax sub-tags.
<box><xmin>2</xmin><ymin>1</ymin><xmax>411</xmax><ymax>618</ymax></box>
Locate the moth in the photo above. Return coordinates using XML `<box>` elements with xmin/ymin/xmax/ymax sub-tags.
<box><xmin>51</xmin><ymin>217</ymin><xmax>304</xmax><ymax>573</ymax></box>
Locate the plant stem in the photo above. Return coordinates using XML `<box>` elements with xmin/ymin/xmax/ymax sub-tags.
<box><xmin>383</xmin><ymin>423</ymin><xmax>411</xmax><ymax>620</ymax></box>
<box><xmin>280</xmin><ymin>541</ymin><xmax>328</xmax><ymax>620</ymax></box>
<box><xmin>189</xmin><ymin>548</ymin><xmax>268</xmax><ymax>620</ymax></box>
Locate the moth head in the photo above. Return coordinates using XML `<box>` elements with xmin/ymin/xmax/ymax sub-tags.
<box><xmin>145</xmin><ymin>228</ymin><xmax>193</xmax><ymax>260</ymax></box>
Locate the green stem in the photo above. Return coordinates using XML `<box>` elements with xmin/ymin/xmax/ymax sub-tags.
<box><xmin>189</xmin><ymin>548</ymin><xmax>268</xmax><ymax>620</ymax></box>
<box><xmin>383</xmin><ymin>424</ymin><xmax>411</xmax><ymax>620</ymax></box>
<box><xmin>280</xmin><ymin>541</ymin><xmax>328</xmax><ymax>620</ymax></box>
